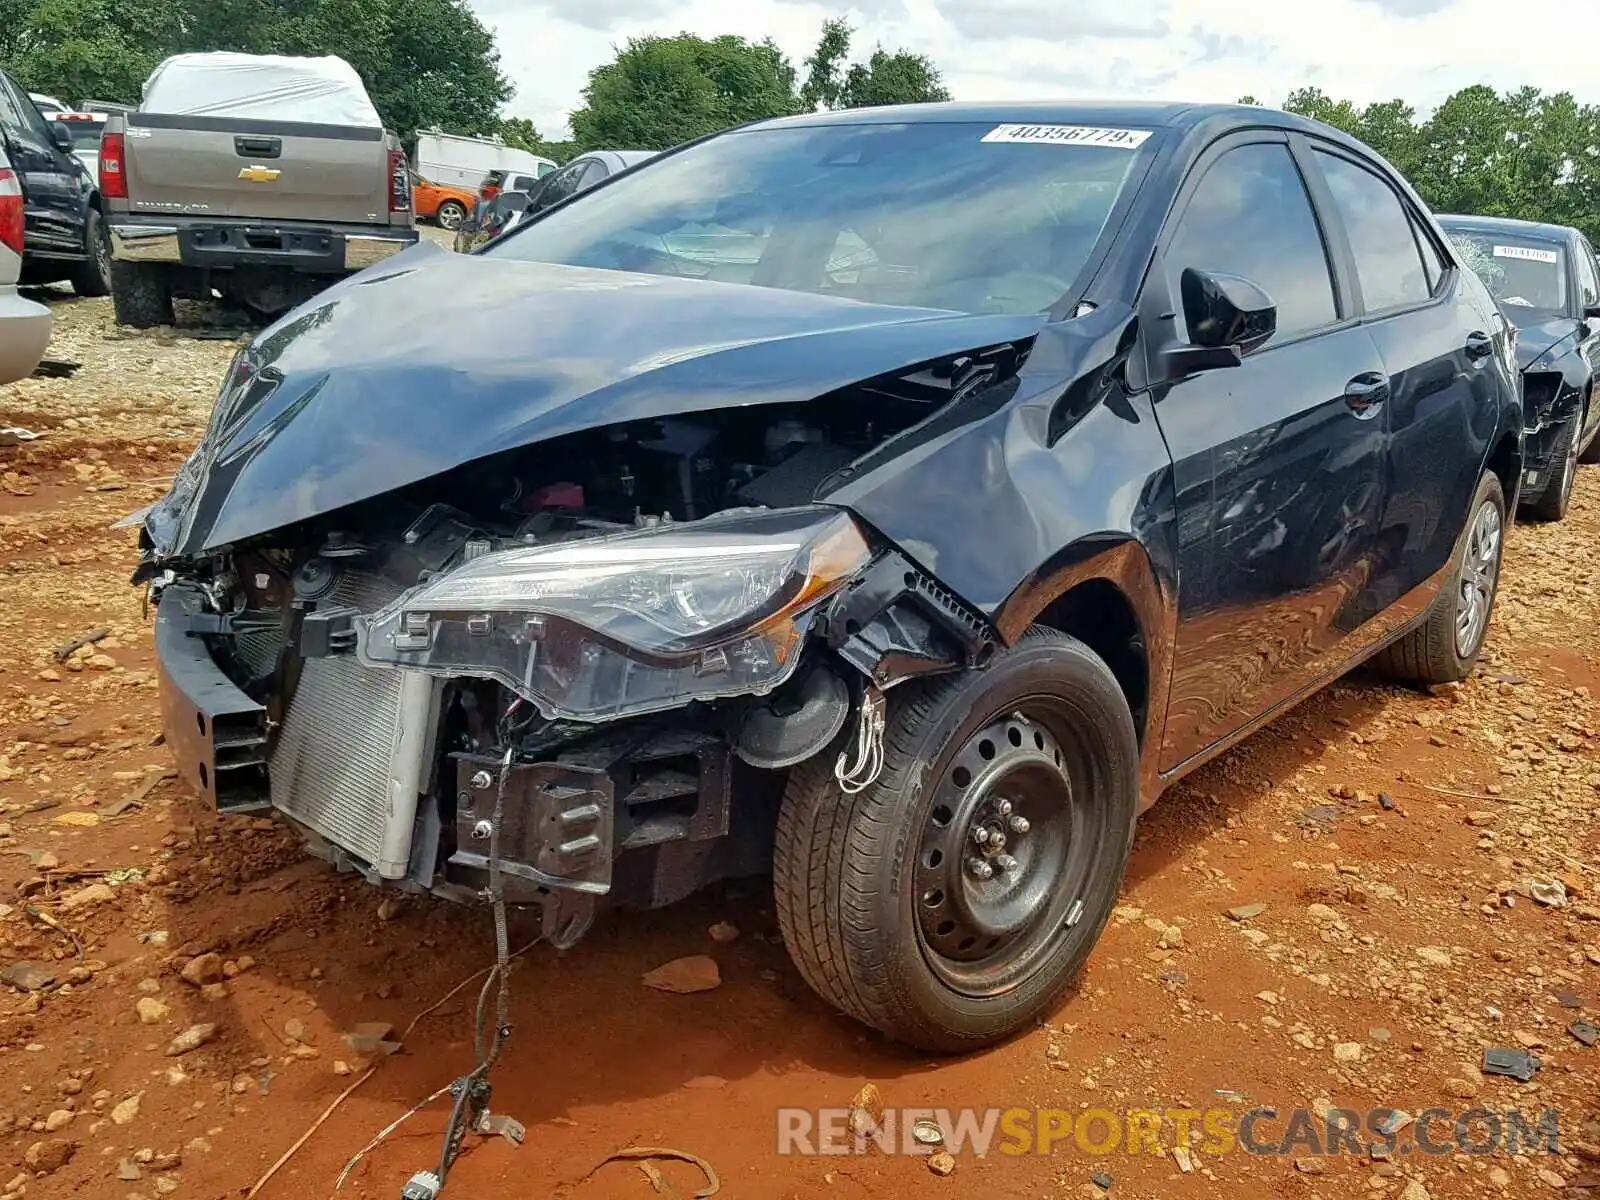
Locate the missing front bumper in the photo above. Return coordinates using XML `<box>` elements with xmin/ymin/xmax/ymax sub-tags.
<box><xmin>153</xmin><ymin>586</ymin><xmax>271</xmax><ymax>813</ymax></box>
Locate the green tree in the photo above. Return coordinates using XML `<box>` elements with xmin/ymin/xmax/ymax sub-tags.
<box><xmin>5</xmin><ymin>0</ymin><xmax>508</xmax><ymax>137</ymax></box>
<box><xmin>799</xmin><ymin>18</ymin><xmax>949</xmax><ymax>111</ymax></box>
<box><xmin>568</xmin><ymin>33</ymin><xmax>801</xmax><ymax>151</ymax></box>
<box><xmin>494</xmin><ymin>115</ymin><xmax>575</xmax><ymax>165</ymax></box>
<box><xmin>1264</xmin><ymin>83</ymin><xmax>1600</xmax><ymax>245</ymax></box>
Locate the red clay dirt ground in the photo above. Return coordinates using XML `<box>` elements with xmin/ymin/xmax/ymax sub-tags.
<box><xmin>1</xmin><ymin>294</ymin><xmax>1597</xmax><ymax>1200</ymax></box>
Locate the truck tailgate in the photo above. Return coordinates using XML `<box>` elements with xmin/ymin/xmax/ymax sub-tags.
<box><xmin>125</xmin><ymin>114</ymin><xmax>392</xmax><ymax>224</ymax></box>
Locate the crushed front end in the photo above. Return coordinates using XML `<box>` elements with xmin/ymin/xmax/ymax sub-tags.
<box><xmin>138</xmin><ymin>380</ymin><xmax>999</xmax><ymax>947</ymax></box>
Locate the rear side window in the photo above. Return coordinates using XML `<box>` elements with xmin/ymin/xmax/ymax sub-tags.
<box><xmin>1166</xmin><ymin>141</ymin><xmax>1338</xmax><ymax>344</ymax></box>
<box><xmin>1314</xmin><ymin>150</ymin><xmax>1430</xmax><ymax>312</ymax></box>
<box><xmin>0</xmin><ymin>77</ymin><xmax>28</xmax><ymax>133</ymax></box>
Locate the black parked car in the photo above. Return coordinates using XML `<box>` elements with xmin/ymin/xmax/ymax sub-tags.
<box><xmin>0</xmin><ymin>68</ymin><xmax>110</xmax><ymax>296</ymax></box>
<box><xmin>136</xmin><ymin>102</ymin><xmax>1521</xmax><ymax>1054</ymax></box>
<box><xmin>1437</xmin><ymin>214</ymin><xmax>1600</xmax><ymax>520</ymax></box>
<box><xmin>523</xmin><ymin>148</ymin><xmax>657</xmax><ymax>217</ymax></box>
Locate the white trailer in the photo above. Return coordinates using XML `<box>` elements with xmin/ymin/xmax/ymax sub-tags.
<box><xmin>413</xmin><ymin>129</ymin><xmax>556</xmax><ymax>190</ymax></box>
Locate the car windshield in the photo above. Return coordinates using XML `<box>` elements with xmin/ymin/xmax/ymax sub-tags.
<box><xmin>1444</xmin><ymin>229</ymin><xmax>1569</xmax><ymax>320</ymax></box>
<box><xmin>485</xmin><ymin>120</ymin><xmax>1152</xmax><ymax>315</ymax></box>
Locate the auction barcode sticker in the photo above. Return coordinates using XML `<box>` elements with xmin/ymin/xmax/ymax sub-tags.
<box><xmin>981</xmin><ymin>124</ymin><xmax>1151</xmax><ymax>149</ymax></box>
<box><xmin>1492</xmin><ymin>244</ymin><xmax>1559</xmax><ymax>264</ymax></box>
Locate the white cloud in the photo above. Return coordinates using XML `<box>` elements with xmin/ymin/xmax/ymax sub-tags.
<box><xmin>470</xmin><ymin>0</ymin><xmax>1600</xmax><ymax>140</ymax></box>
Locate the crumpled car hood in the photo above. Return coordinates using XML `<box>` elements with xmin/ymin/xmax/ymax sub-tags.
<box><xmin>160</xmin><ymin>243</ymin><xmax>1045</xmax><ymax>557</ymax></box>
<box><xmin>1513</xmin><ymin>315</ymin><xmax>1580</xmax><ymax>369</ymax></box>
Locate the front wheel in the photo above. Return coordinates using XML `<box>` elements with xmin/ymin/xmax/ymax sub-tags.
<box><xmin>773</xmin><ymin>628</ymin><xmax>1139</xmax><ymax>1053</ymax></box>
<box><xmin>1375</xmin><ymin>470</ymin><xmax>1505</xmax><ymax>684</ymax></box>
<box><xmin>436</xmin><ymin>200</ymin><xmax>467</xmax><ymax>231</ymax></box>
<box><xmin>70</xmin><ymin>209</ymin><xmax>112</xmax><ymax>298</ymax></box>
<box><xmin>1525</xmin><ymin>418</ymin><xmax>1578</xmax><ymax>522</ymax></box>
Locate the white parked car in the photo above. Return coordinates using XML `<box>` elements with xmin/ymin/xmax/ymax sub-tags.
<box><xmin>28</xmin><ymin>92</ymin><xmax>67</xmax><ymax>116</ymax></box>
<box><xmin>0</xmin><ymin>145</ymin><xmax>53</xmax><ymax>385</ymax></box>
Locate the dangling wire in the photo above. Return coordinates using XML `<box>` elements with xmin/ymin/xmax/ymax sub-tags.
<box><xmin>835</xmin><ymin>686</ymin><xmax>886</xmax><ymax>794</ymax></box>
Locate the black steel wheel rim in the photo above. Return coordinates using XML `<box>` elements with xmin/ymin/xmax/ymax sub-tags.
<box><xmin>913</xmin><ymin>698</ymin><xmax>1100</xmax><ymax>998</ymax></box>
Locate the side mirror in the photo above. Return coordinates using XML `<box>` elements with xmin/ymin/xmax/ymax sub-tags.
<box><xmin>49</xmin><ymin>121</ymin><xmax>74</xmax><ymax>152</ymax></box>
<box><xmin>1583</xmin><ymin>302</ymin><xmax>1600</xmax><ymax>320</ymax></box>
<box><xmin>1164</xmin><ymin>268</ymin><xmax>1278</xmax><ymax>376</ymax></box>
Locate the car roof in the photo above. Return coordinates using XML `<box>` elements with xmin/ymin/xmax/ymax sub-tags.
<box><xmin>1434</xmin><ymin>213</ymin><xmax>1578</xmax><ymax>242</ymax></box>
<box><xmin>750</xmin><ymin>99</ymin><xmax>1324</xmax><ymax>135</ymax></box>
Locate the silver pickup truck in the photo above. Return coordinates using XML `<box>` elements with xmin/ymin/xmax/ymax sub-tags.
<box><xmin>99</xmin><ymin>60</ymin><xmax>416</xmax><ymax>326</ymax></box>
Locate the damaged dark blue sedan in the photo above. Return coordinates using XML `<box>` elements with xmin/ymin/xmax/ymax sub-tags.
<box><xmin>136</xmin><ymin>102</ymin><xmax>1522</xmax><ymax>1053</ymax></box>
<box><xmin>1437</xmin><ymin>214</ymin><xmax>1600</xmax><ymax>521</ymax></box>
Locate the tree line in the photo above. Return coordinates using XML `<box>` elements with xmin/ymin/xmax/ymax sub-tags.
<box><xmin>0</xmin><ymin>1</ymin><xmax>948</xmax><ymax>163</ymax></box>
<box><xmin>1244</xmin><ymin>86</ymin><xmax>1600</xmax><ymax>243</ymax></box>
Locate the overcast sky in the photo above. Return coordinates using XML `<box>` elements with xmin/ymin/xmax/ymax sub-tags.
<box><xmin>468</xmin><ymin>0</ymin><xmax>1600</xmax><ymax>139</ymax></box>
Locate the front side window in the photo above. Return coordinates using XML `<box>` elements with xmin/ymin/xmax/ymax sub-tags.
<box><xmin>1165</xmin><ymin>141</ymin><xmax>1337</xmax><ymax>345</ymax></box>
<box><xmin>530</xmin><ymin>161</ymin><xmax>586</xmax><ymax>213</ymax></box>
<box><xmin>1315</xmin><ymin>150</ymin><xmax>1430</xmax><ymax>312</ymax></box>
<box><xmin>1444</xmin><ymin>228</ymin><xmax>1569</xmax><ymax>322</ymax></box>
<box><xmin>1575</xmin><ymin>240</ymin><xmax>1599</xmax><ymax>309</ymax></box>
<box><xmin>488</xmin><ymin>120</ymin><xmax>1151</xmax><ymax>316</ymax></box>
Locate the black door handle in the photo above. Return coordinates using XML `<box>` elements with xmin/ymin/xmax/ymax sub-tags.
<box><xmin>234</xmin><ymin>136</ymin><xmax>283</xmax><ymax>159</ymax></box>
<box><xmin>1465</xmin><ymin>331</ymin><xmax>1494</xmax><ymax>362</ymax></box>
<box><xmin>1343</xmin><ymin>371</ymin><xmax>1390</xmax><ymax>417</ymax></box>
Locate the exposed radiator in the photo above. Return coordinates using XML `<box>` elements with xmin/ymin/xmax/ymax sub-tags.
<box><xmin>269</xmin><ymin>573</ymin><xmax>439</xmax><ymax>879</ymax></box>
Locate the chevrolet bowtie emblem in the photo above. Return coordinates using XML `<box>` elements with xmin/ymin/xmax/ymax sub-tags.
<box><xmin>238</xmin><ymin>165</ymin><xmax>281</xmax><ymax>182</ymax></box>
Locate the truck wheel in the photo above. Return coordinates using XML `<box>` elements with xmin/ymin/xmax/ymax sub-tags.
<box><xmin>1375</xmin><ymin>470</ymin><xmax>1505</xmax><ymax>685</ymax></box>
<box><xmin>70</xmin><ymin>209</ymin><xmax>112</xmax><ymax>298</ymax></box>
<box><xmin>436</xmin><ymin>200</ymin><xmax>467</xmax><ymax>231</ymax></box>
<box><xmin>110</xmin><ymin>261</ymin><xmax>175</xmax><ymax>329</ymax></box>
<box><xmin>773</xmin><ymin>628</ymin><xmax>1139</xmax><ymax>1053</ymax></box>
<box><xmin>1525</xmin><ymin>419</ymin><xmax>1578</xmax><ymax>522</ymax></box>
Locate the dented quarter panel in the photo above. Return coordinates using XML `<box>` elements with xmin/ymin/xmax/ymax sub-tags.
<box><xmin>171</xmin><ymin>244</ymin><xmax>1047</xmax><ymax>557</ymax></box>
<box><xmin>824</xmin><ymin>308</ymin><xmax>1180</xmax><ymax>788</ymax></box>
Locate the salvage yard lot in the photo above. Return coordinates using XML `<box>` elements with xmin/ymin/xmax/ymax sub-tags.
<box><xmin>0</xmin><ymin>292</ymin><xmax>1597</xmax><ymax>1200</ymax></box>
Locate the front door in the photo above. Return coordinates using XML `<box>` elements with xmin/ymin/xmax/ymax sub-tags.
<box><xmin>1148</xmin><ymin>136</ymin><xmax>1389</xmax><ymax>771</ymax></box>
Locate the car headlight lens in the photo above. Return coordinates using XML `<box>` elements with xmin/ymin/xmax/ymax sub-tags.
<box><xmin>357</xmin><ymin>506</ymin><xmax>871</xmax><ymax>721</ymax></box>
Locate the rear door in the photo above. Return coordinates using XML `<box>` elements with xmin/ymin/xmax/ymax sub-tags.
<box><xmin>0</xmin><ymin>72</ymin><xmax>82</xmax><ymax>253</ymax></box>
<box><xmin>1306</xmin><ymin>144</ymin><xmax>1502</xmax><ymax>610</ymax></box>
<box><xmin>123</xmin><ymin>115</ymin><xmax>391</xmax><ymax>223</ymax></box>
<box><xmin>1150</xmin><ymin>134</ymin><xmax>1391</xmax><ymax>770</ymax></box>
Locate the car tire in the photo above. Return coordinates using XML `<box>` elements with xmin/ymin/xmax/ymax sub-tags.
<box><xmin>773</xmin><ymin>627</ymin><xmax>1139</xmax><ymax>1053</ymax></box>
<box><xmin>69</xmin><ymin>209</ymin><xmax>112</xmax><ymax>298</ymax></box>
<box><xmin>1525</xmin><ymin>418</ymin><xmax>1578</xmax><ymax>522</ymax></box>
<box><xmin>110</xmin><ymin>261</ymin><xmax>175</xmax><ymax>329</ymax></box>
<box><xmin>1579</xmin><ymin>392</ymin><xmax>1600</xmax><ymax>465</ymax></box>
<box><xmin>436</xmin><ymin>200</ymin><xmax>466</xmax><ymax>231</ymax></box>
<box><xmin>1375</xmin><ymin>470</ymin><xmax>1505</xmax><ymax>685</ymax></box>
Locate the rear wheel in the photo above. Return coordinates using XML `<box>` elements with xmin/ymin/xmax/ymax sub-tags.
<box><xmin>773</xmin><ymin>628</ymin><xmax>1138</xmax><ymax>1053</ymax></box>
<box><xmin>436</xmin><ymin>200</ymin><xmax>467</xmax><ymax>231</ymax></box>
<box><xmin>1376</xmin><ymin>470</ymin><xmax>1505</xmax><ymax>684</ymax></box>
<box><xmin>1525</xmin><ymin>418</ymin><xmax>1578</xmax><ymax>522</ymax></box>
<box><xmin>110</xmin><ymin>261</ymin><xmax>175</xmax><ymax>329</ymax></box>
<box><xmin>70</xmin><ymin>209</ymin><xmax>112</xmax><ymax>298</ymax></box>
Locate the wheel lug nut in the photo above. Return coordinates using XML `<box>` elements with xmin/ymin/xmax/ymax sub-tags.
<box><xmin>989</xmin><ymin>832</ymin><xmax>1006</xmax><ymax>851</ymax></box>
<box><xmin>994</xmin><ymin>798</ymin><xmax>1013</xmax><ymax>817</ymax></box>
<box><xmin>971</xmin><ymin>826</ymin><xmax>991</xmax><ymax>846</ymax></box>
<box><xmin>995</xmin><ymin>854</ymin><xmax>1018</xmax><ymax>872</ymax></box>
<box><xmin>1008</xmin><ymin>815</ymin><xmax>1030</xmax><ymax>834</ymax></box>
<box><xmin>966</xmin><ymin>857</ymin><xmax>995</xmax><ymax>880</ymax></box>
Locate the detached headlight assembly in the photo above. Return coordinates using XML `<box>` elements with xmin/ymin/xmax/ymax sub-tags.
<box><xmin>357</xmin><ymin>506</ymin><xmax>871</xmax><ymax>721</ymax></box>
